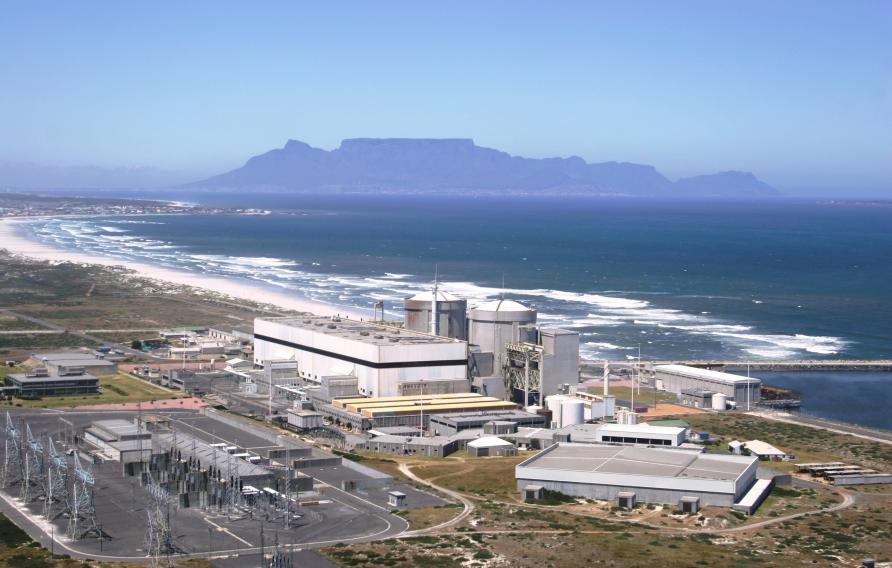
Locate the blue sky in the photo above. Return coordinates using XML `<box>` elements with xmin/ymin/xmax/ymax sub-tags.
<box><xmin>1</xmin><ymin>0</ymin><xmax>890</xmax><ymax>194</ymax></box>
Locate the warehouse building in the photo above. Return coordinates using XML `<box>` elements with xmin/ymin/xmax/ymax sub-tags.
<box><xmin>654</xmin><ymin>364</ymin><xmax>760</xmax><ymax>404</ymax></box>
<box><xmin>26</xmin><ymin>352</ymin><xmax>117</xmax><ymax>377</ymax></box>
<box><xmin>84</xmin><ymin>419</ymin><xmax>153</xmax><ymax>463</ymax></box>
<box><xmin>468</xmin><ymin>437</ymin><xmax>516</xmax><ymax>457</ymax></box>
<box><xmin>428</xmin><ymin>409</ymin><xmax>546</xmax><ymax>436</ymax></box>
<box><xmin>516</xmin><ymin>443</ymin><xmax>761</xmax><ymax>508</ymax></box>
<box><xmin>321</xmin><ymin>392</ymin><xmax>518</xmax><ymax>431</ymax></box>
<box><xmin>6</xmin><ymin>368</ymin><xmax>99</xmax><ymax>397</ymax></box>
<box><xmin>254</xmin><ymin>316</ymin><xmax>468</xmax><ymax>398</ymax></box>
<box><xmin>595</xmin><ymin>423</ymin><xmax>687</xmax><ymax>446</ymax></box>
<box><xmin>364</xmin><ymin>435</ymin><xmax>458</xmax><ymax>458</ymax></box>
<box><xmin>286</xmin><ymin>409</ymin><xmax>324</xmax><ymax>430</ymax></box>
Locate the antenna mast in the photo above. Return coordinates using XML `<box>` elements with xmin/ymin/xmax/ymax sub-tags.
<box><xmin>430</xmin><ymin>265</ymin><xmax>439</xmax><ymax>336</ymax></box>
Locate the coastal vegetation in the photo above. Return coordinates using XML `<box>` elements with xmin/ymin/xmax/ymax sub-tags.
<box><xmin>0</xmin><ymin>251</ymin><xmax>293</xmax><ymax>357</ymax></box>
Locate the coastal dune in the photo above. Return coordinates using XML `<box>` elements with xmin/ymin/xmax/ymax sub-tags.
<box><xmin>0</xmin><ymin>217</ymin><xmax>366</xmax><ymax>319</ymax></box>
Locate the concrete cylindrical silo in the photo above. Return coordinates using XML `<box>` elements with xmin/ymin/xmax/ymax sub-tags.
<box><xmin>711</xmin><ymin>393</ymin><xmax>727</xmax><ymax>410</ymax></box>
<box><xmin>404</xmin><ymin>290</ymin><xmax>468</xmax><ymax>340</ymax></box>
<box><xmin>546</xmin><ymin>395</ymin><xmax>567</xmax><ymax>428</ymax></box>
<box><xmin>560</xmin><ymin>399</ymin><xmax>585</xmax><ymax>428</ymax></box>
<box><xmin>468</xmin><ymin>299</ymin><xmax>537</xmax><ymax>371</ymax></box>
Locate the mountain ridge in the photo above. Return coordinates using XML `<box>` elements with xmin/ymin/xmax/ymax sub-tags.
<box><xmin>190</xmin><ymin>138</ymin><xmax>778</xmax><ymax>197</ymax></box>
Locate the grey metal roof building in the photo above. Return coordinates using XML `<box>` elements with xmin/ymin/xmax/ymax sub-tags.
<box><xmin>428</xmin><ymin>409</ymin><xmax>546</xmax><ymax>436</ymax></box>
<box><xmin>7</xmin><ymin>370</ymin><xmax>99</xmax><ymax>396</ymax></box>
<box><xmin>654</xmin><ymin>364</ymin><xmax>760</xmax><ymax>404</ymax></box>
<box><xmin>363</xmin><ymin>435</ymin><xmax>457</xmax><ymax>458</ymax></box>
<box><xmin>26</xmin><ymin>352</ymin><xmax>117</xmax><ymax>376</ymax></box>
<box><xmin>516</xmin><ymin>443</ymin><xmax>759</xmax><ymax>507</ymax></box>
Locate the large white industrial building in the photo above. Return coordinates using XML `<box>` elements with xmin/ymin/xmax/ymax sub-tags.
<box><xmin>654</xmin><ymin>364</ymin><xmax>761</xmax><ymax>404</ymax></box>
<box><xmin>516</xmin><ymin>443</ymin><xmax>761</xmax><ymax>508</ymax></box>
<box><xmin>254</xmin><ymin>316</ymin><xmax>468</xmax><ymax>398</ymax></box>
<box><xmin>595</xmin><ymin>423</ymin><xmax>687</xmax><ymax>446</ymax></box>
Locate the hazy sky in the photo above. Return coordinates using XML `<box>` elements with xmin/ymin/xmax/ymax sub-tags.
<box><xmin>1</xmin><ymin>1</ymin><xmax>890</xmax><ymax>193</ymax></box>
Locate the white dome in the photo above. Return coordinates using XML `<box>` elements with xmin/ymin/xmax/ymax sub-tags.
<box><xmin>472</xmin><ymin>299</ymin><xmax>533</xmax><ymax>312</ymax></box>
<box><xmin>408</xmin><ymin>290</ymin><xmax>461</xmax><ymax>302</ymax></box>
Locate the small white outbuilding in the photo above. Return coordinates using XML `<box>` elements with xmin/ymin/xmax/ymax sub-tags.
<box><xmin>468</xmin><ymin>436</ymin><xmax>516</xmax><ymax>457</ymax></box>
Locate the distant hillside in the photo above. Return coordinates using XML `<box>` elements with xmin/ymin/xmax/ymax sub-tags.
<box><xmin>0</xmin><ymin>162</ymin><xmax>189</xmax><ymax>189</ymax></box>
<box><xmin>190</xmin><ymin>138</ymin><xmax>779</xmax><ymax>197</ymax></box>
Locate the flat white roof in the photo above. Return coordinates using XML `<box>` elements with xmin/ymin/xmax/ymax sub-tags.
<box><xmin>597</xmin><ymin>423</ymin><xmax>686</xmax><ymax>437</ymax></box>
<box><xmin>257</xmin><ymin>316</ymin><xmax>463</xmax><ymax>346</ymax></box>
<box><xmin>743</xmin><ymin>439</ymin><xmax>785</xmax><ymax>456</ymax></box>
<box><xmin>517</xmin><ymin>443</ymin><xmax>757</xmax><ymax>494</ymax></box>
<box><xmin>736</xmin><ymin>478</ymin><xmax>772</xmax><ymax>508</ymax></box>
<box><xmin>655</xmin><ymin>364</ymin><xmax>760</xmax><ymax>385</ymax></box>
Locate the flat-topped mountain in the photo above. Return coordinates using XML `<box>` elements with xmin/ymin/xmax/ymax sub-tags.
<box><xmin>190</xmin><ymin>138</ymin><xmax>778</xmax><ymax>197</ymax></box>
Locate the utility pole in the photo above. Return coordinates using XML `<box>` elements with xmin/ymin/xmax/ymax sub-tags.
<box><xmin>746</xmin><ymin>360</ymin><xmax>751</xmax><ymax>411</ymax></box>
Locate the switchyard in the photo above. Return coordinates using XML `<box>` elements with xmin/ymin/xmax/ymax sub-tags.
<box><xmin>0</xmin><ymin>407</ymin><xmax>434</xmax><ymax>564</ymax></box>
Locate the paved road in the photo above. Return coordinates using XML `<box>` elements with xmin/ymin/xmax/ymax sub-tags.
<box><xmin>396</xmin><ymin>461</ymin><xmax>474</xmax><ymax>536</ymax></box>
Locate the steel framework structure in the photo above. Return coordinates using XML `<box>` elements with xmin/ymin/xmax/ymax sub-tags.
<box><xmin>1</xmin><ymin>412</ymin><xmax>23</xmax><ymax>489</ymax></box>
<box><xmin>44</xmin><ymin>437</ymin><xmax>71</xmax><ymax>520</ymax></box>
<box><xmin>503</xmin><ymin>342</ymin><xmax>543</xmax><ymax>407</ymax></box>
<box><xmin>68</xmin><ymin>451</ymin><xmax>102</xmax><ymax>540</ymax></box>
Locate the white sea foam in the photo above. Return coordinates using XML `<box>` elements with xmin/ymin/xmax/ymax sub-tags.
<box><xmin>585</xmin><ymin>342</ymin><xmax>634</xmax><ymax>351</ymax></box>
<box><xmin>27</xmin><ymin>217</ymin><xmax>851</xmax><ymax>360</ymax></box>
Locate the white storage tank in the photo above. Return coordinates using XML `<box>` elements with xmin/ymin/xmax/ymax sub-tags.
<box><xmin>560</xmin><ymin>399</ymin><xmax>585</xmax><ymax>427</ymax></box>
<box><xmin>712</xmin><ymin>393</ymin><xmax>728</xmax><ymax>410</ymax></box>
<box><xmin>546</xmin><ymin>395</ymin><xmax>568</xmax><ymax>428</ymax></box>
<box><xmin>468</xmin><ymin>299</ymin><xmax>537</xmax><ymax>371</ymax></box>
<box><xmin>525</xmin><ymin>405</ymin><xmax>543</xmax><ymax>414</ymax></box>
<box><xmin>404</xmin><ymin>290</ymin><xmax>468</xmax><ymax>339</ymax></box>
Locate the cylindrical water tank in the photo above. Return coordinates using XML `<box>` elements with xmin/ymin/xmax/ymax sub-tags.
<box><xmin>546</xmin><ymin>395</ymin><xmax>567</xmax><ymax>428</ymax></box>
<box><xmin>468</xmin><ymin>299</ymin><xmax>537</xmax><ymax>370</ymax></box>
<box><xmin>560</xmin><ymin>400</ymin><xmax>585</xmax><ymax>427</ymax></box>
<box><xmin>404</xmin><ymin>290</ymin><xmax>468</xmax><ymax>339</ymax></box>
<box><xmin>712</xmin><ymin>393</ymin><xmax>727</xmax><ymax>410</ymax></box>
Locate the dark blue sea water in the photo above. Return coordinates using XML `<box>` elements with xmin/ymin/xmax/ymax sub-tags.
<box><xmin>759</xmin><ymin>371</ymin><xmax>892</xmax><ymax>431</ymax></box>
<box><xmin>25</xmin><ymin>195</ymin><xmax>892</xmax><ymax>362</ymax></box>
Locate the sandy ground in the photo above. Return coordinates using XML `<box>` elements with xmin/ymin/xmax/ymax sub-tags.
<box><xmin>0</xmin><ymin>217</ymin><xmax>366</xmax><ymax>319</ymax></box>
<box><xmin>73</xmin><ymin>397</ymin><xmax>208</xmax><ymax>411</ymax></box>
<box><xmin>639</xmin><ymin>403</ymin><xmax>705</xmax><ymax>417</ymax></box>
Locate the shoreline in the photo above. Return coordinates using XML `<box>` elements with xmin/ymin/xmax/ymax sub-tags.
<box><xmin>0</xmin><ymin>216</ymin><xmax>369</xmax><ymax>319</ymax></box>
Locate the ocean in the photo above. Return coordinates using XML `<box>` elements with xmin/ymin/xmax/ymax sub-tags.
<box><xmin>759</xmin><ymin>371</ymin><xmax>892</xmax><ymax>431</ymax></box>
<box><xmin>23</xmin><ymin>194</ymin><xmax>892</xmax><ymax>362</ymax></box>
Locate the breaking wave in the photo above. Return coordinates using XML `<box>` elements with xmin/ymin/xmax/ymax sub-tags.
<box><xmin>28</xmin><ymin>217</ymin><xmax>850</xmax><ymax>360</ymax></box>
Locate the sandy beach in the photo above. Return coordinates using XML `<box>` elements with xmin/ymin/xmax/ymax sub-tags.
<box><xmin>0</xmin><ymin>216</ymin><xmax>367</xmax><ymax>319</ymax></box>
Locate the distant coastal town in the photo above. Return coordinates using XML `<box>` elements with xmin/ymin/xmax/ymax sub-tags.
<box><xmin>0</xmin><ymin>191</ymin><xmax>272</xmax><ymax>218</ymax></box>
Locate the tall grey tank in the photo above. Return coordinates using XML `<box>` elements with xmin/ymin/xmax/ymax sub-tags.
<box><xmin>468</xmin><ymin>299</ymin><xmax>537</xmax><ymax>371</ymax></box>
<box><xmin>404</xmin><ymin>290</ymin><xmax>468</xmax><ymax>340</ymax></box>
